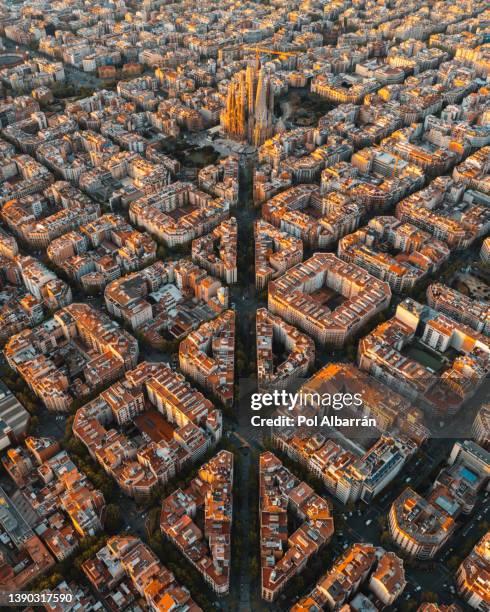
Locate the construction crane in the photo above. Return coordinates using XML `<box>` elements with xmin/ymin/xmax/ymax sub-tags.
<box><xmin>242</xmin><ymin>46</ymin><xmax>299</xmax><ymax>63</ymax></box>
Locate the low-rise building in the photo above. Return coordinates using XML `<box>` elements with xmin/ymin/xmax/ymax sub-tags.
<box><xmin>0</xmin><ymin>381</ymin><xmax>29</xmax><ymax>450</ymax></box>
<box><xmin>179</xmin><ymin>310</ymin><xmax>235</xmax><ymax>407</ymax></box>
<box><xmin>73</xmin><ymin>362</ymin><xmax>221</xmax><ymax>501</ymax></box>
<box><xmin>472</xmin><ymin>405</ymin><xmax>490</xmax><ymax>451</ymax></box>
<box><xmin>82</xmin><ymin>536</ymin><xmax>201</xmax><ymax>610</ymax></box>
<box><xmin>427</xmin><ymin>283</ymin><xmax>490</xmax><ymax>336</ymax></box>
<box><xmin>275</xmin><ymin>430</ymin><xmax>417</xmax><ymax>504</ymax></box>
<box><xmin>191</xmin><ymin>217</ymin><xmax>237</xmax><ymax>284</ymax></box>
<box><xmin>389</xmin><ymin>441</ymin><xmax>488</xmax><ymax>559</ymax></box>
<box><xmin>129</xmin><ymin>181</ymin><xmax>229</xmax><ymax>247</ymax></box>
<box><xmin>0</xmin><ymin>486</ymin><xmax>55</xmax><ymax>592</ymax></box>
<box><xmin>339</xmin><ymin>217</ymin><xmax>449</xmax><ymax>292</ymax></box>
<box><xmin>456</xmin><ymin>531</ymin><xmax>490</xmax><ymax>611</ymax></box>
<box><xmin>254</xmin><ymin>220</ymin><xmax>303</xmax><ymax>290</ymax></box>
<box><xmin>260</xmin><ymin>452</ymin><xmax>334</xmax><ymax>602</ymax></box>
<box><xmin>160</xmin><ymin>451</ymin><xmax>233</xmax><ymax>595</ymax></box>
<box><xmin>5</xmin><ymin>303</ymin><xmax>138</xmax><ymax>412</ymax></box>
<box><xmin>263</xmin><ymin>184</ymin><xmax>362</xmax><ymax>249</ymax></box>
<box><xmin>105</xmin><ymin>259</ymin><xmax>228</xmax><ymax>345</ymax></box>
<box><xmin>292</xmin><ymin>544</ymin><xmax>405</xmax><ymax>610</ymax></box>
<box><xmin>359</xmin><ymin>298</ymin><xmax>490</xmax><ymax>417</ymax></box>
<box><xmin>269</xmin><ymin>253</ymin><xmax>391</xmax><ymax>346</ymax></box>
<box><xmin>256</xmin><ymin>308</ymin><xmax>314</xmax><ymax>391</ymax></box>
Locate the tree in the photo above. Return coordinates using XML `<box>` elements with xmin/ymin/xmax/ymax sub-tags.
<box><xmin>27</xmin><ymin>415</ymin><xmax>39</xmax><ymax>433</ymax></box>
<box><xmin>447</xmin><ymin>555</ymin><xmax>461</xmax><ymax>570</ymax></box>
<box><xmin>104</xmin><ymin>503</ymin><xmax>122</xmax><ymax>534</ymax></box>
<box><xmin>400</xmin><ymin>602</ymin><xmax>418</xmax><ymax>612</ymax></box>
<box><xmin>64</xmin><ymin>416</ymin><xmax>75</xmax><ymax>439</ymax></box>
<box><xmin>147</xmin><ymin>507</ymin><xmax>161</xmax><ymax>534</ymax></box>
<box><xmin>36</xmin><ymin>572</ymin><xmax>63</xmax><ymax>591</ymax></box>
<box><xmin>380</xmin><ymin>530</ymin><xmax>391</xmax><ymax>548</ymax></box>
<box><xmin>63</xmin><ymin>437</ymin><xmax>86</xmax><ymax>457</ymax></box>
<box><xmin>421</xmin><ymin>592</ymin><xmax>438</xmax><ymax>603</ymax></box>
<box><xmin>345</xmin><ymin>342</ymin><xmax>357</xmax><ymax>363</ymax></box>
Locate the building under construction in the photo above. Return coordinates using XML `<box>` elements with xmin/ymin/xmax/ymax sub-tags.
<box><xmin>220</xmin><ymin>61</ymin><xmax>276</xmax><ymax>147</ymax></box>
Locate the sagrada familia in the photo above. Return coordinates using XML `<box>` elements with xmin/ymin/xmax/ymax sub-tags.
<box><xmin>220</xmin><ymin>62</ymin><xmax>276</xmax><ymax>147</ymax></box>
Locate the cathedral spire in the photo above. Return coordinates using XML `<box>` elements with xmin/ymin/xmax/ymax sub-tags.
<box><xmin>221</xmin><ymin>60</ymin><xmax>275</xmax><ymax>146</ymax></box>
